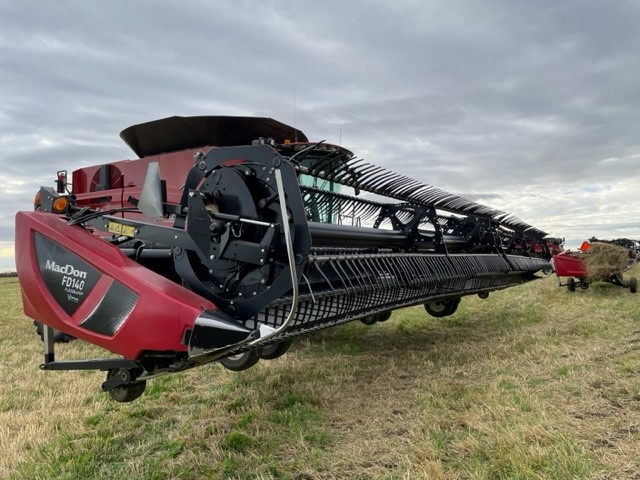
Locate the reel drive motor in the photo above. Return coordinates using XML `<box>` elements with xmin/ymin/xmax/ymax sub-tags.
<box><xmin>16</xmin><ymin>115</ymin><xmax>552</xmax><ymax>402</ymax></box>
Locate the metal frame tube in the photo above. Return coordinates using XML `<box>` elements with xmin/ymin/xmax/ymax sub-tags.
<box><xmin>249</xmin><ymin>168</ymin><xmax>299</xmax><ymax>346</ymax></box>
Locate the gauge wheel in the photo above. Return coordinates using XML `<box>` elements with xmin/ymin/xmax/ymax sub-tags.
<box><xmin>106</xmin><ymin>369</ymin><xmax>146</xmax><ymax>403</ymax></box>
<box><xmin>567</xmin><ymin>278</ymin><xmax>576</xmax><ymax>292</ymax></box>
<box><xmin>219</xmin><ymin>349</ymin><xmax>261</xmax><ymax>371</ymax></box>
<box><xmin>477</xmin><ymin>291</ymin><xmax>489</xmax><ymax>299</ymax></box>
<box><xmin>580</xmin><ymin>279</ymin><xmax>589</xmax><ymax>290</ymax></box>
<box><xmin>424</xmin><ymin>298</ymin><xmax>460</xmax><ymax>317</ymax></box>
<box><xmin>375</xmin><ymin>310</ymin><xmax>392</xmax><ymax>322</ymax></box>
<box><xmin>446</xmin><ymin>297</ymin><xmax>461</xmax><ymax>315</ymax></box>
<box><xmin>630</xmin><ymin>276</ymin><xmax>637</xmax><ymax>294</ymax></box>
<box><xmin>259</xmin><ymin>340</ymin><xmax>293</xmax><ymax>360</ymax></box>
<box><xmin>359</xmin><ymin>314</ymin><xmax>378</xmax><ymax>325</ymax></box>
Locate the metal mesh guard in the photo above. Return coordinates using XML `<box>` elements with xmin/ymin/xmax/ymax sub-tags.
<box><xmin>245</xmin><ymin>252</ymin><xmax>545</xmax><ymax>334</ymax></box>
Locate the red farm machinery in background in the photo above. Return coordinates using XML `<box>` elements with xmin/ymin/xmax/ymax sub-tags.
<box><xmin>553</xmin><ymin>238</ymin><xmax>638</xmax><ymax>293</ymax></box>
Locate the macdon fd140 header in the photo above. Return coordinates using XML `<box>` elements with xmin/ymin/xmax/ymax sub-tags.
<box><xmin>15</xmin><ymin>115</ymin><xmax>553</xmax><ymax>402</ymax></box>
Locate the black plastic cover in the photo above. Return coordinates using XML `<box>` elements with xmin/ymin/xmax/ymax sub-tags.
<box><xmin>120</xmin><ymin>115</ymin><xmax>308</xmax><ymax>158</ymax></box>
<box><xmin>79</xmin><ymin>280</ymin><xmax>138</xmax><ymax>336</ymax></box>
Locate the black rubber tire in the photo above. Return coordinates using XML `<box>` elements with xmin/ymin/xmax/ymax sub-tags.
<box><xmin>108</xmin><ymin>382</ymin><xmax>146</xmax><ymax>402</ymax></box>
<box><xmin>580</xmin><ymin>279</ymin><xmax>589</xmax><ymax>290</ymax></box>
<box><xmin>375</xmin><ymin>310</ymin><xmax>392</xmax><ymax>322</ymax></box>
<box><xmin>424</xmin><ymin>298</ymin><xmax>460</xmax><ymax>318</ymax></box>
<box><xmin>446</xmin><ymin>297</ymin><xmax>461</xmax><ymax>315</ymax></box>
<box><xmin>34</xmin><ymin>321</ymin><xmax>75</xmax><ymax>343</ymax></box>
<box><xmin>105</xmin><ymin>370</ymin><xmax>146</xmax><ymax>403</ymax></box>
<box><xmin>259</xmin><ymin>340</ymin><xmax>293</xmax><ymax>360</ymax></box>
<box><xmin>424</xmin><ymin>301</ymin><xmax>449</xmax><ymax>317</ymax></box>
<box><xmin>219</xmin><ymin>349</ymin><xmax>261</xmax><ymax>371</ymax></box>
<box><xmin>630</xmin><ymin>276</ymin><xmax>637</xmax><ymax>294</ymax></box>
<box><xmin>359</xmin><ymin>314</ymin><xmax>378</xmax><ymax>325</ymax></box>
<box><xmin>477</xmin><ymin>291</ymin><xmax>489</xmax><ymax>299</ymax></box>
<box><xmin>567</xmin><ymin>278</ymin><xmax>576</xmax><ymax>292</ymax></box>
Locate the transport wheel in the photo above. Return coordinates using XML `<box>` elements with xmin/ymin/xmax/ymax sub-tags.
<box><xmin>446</xmin><ymin>297</ymin><xmax>461</xmax><ymax>315</ymax></box>
<box><xmin>580</xmin><ymin>279</ymin><xmax>589</xmax><ymax>290</ymax></box>
<box><xmin>567</xmin><ymin>278</ymin><xmax>576</xmax><ymax>292</ymax></box>
<box><xmin>424</xmin><ymin>301</ymin><xmax>449</xmax><ymax>317</ymax></box>
<box><xmin>106</xmin><ymin>370</ymin><xmax>146</xmax><ymax>403</ymax></box>
<box><xmin>375</xmin><ymin>310</ymin><xmax>392</xmax><ymax>322</ymax></box>
<box><xmin>259</xmin><ymin>340</ymin><xmax>293</xmax><ymax>360</ymax></box>
<box><xmin>359</xmin><ymin>314</ymin><xmax>378</xmax><ymax>325</ymax></box>
<box><xmin>477</xmin><ymin>291</ymin><xmax>489</xmax><ymax>299</ymax></box>
<box><xmin>219</xmin><ymin>349</ymin><xmax>261</xmax><ymax>371</ymax></box>
<box><xmin>34</xmin><ymin>321</ymin><xmax>75</xmax><ymax>343</ymax></box>
<box><xmin>630</xmin><ymin>276</ymin><xmax>637</xmax><ymax>294</ymax></box>
<box><xmin>424</xmin><ymin>298</ymin><xmax>460</xmax><ymax>318</ymax></box>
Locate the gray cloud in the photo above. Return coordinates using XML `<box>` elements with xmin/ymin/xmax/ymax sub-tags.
<box><xmin>2</xmin><ymin>0</ymin><xmax>640</xmax><ymax>261</ymax></box>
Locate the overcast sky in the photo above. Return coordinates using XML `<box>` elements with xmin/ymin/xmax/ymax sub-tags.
<box><xmin>1</xmin><ymin>0</ymin><xmax>639</xmax><ymax>270</ymax></box>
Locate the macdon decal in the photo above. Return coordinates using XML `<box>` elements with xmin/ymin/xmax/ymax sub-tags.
<box><xmin>45</xmin><ymin>260</ymin><xmax>88</xmax><ymax>279</ymax></box>
<box><xmin>34</xmin><ymin>233</ymin><xmax>101</xmax><ymax>315</ymax></box>
<box><xmin>45</xmin><ymin>260</ymin><xmax>88</xmax><ymax>296</ymax></box>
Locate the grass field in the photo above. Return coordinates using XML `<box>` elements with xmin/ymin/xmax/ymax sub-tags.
<box><xmin>1</xmin><ymin>268</ymin><xmax>639</xmax><ymax>479</ymax></box>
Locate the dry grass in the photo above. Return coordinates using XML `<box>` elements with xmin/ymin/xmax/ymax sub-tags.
<box><xmin>585</xmin><ymin>243</ymin><xmax>630</xmax><ymax>281</ymax></box>
<box><xmin>0</xmin><ymin>278</ymin><xmax>107</xmax><ymax>477</ymax></box>
<box><xmin>2</xmin><ymin>267</ymin><xmax>640</xmax><ymax>479</ymax></box>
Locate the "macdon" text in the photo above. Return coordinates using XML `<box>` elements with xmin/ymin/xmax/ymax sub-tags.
<box><xmin>45</xmin><ymin>260</ymin><xmax>87</xmax><ymax>279</ymax></box>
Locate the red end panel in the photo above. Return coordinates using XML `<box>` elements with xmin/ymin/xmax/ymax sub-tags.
<box><xmin>553</xmin><ymin>252</ymin><xmax>587</xmax><ymax>278</ymax></box>
<box><xmin>71</xmin><ymin>148</ymin><xmax>205</xmax><ymax>208</ymax></box>
<box><xmin>15</xmin><ymin>211</ymin><xmax>217</xmax><ymax>359</ymax></box>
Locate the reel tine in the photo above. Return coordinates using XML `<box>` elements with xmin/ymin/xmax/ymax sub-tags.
<box><xmin>301</xmin><ymin>155</ymin><xmax>546</xmax><ymax>234</ymax></box>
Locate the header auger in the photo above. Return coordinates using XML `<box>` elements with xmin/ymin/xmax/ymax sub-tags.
<box><xmin>16</xmin><ymin>116</ymin><xmax>551</xmax><ymax>401</ymax></box>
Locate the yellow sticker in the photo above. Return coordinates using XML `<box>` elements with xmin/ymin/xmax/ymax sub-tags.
<box><xmin>108</xmin><ymin>221</ymin><xmax>136</xmax><ymax>237</ymax></box>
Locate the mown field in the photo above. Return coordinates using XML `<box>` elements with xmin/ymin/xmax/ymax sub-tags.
<box><xmin>1</xmin><ymin>268</ymin><xmax>639</xmax><ymax>480</ymax></box>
